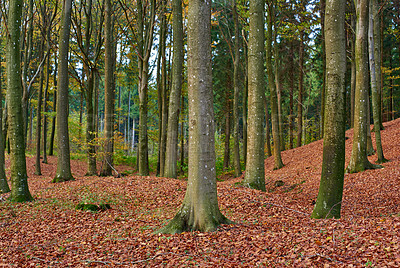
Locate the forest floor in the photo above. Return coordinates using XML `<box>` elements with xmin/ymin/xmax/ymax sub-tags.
<box><xmin>1</xmin><ymin>120</ymin><xmax>400</xmax><ymax>267</ymax></box>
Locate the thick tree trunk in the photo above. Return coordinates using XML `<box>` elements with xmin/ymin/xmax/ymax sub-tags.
<box><xmin>53</xmin><ymin>0</ymin><xmax>74</xmax><ymax>183</ymax></box>
<box><xmin>243</xmin><ymin>0</ymin><xmax>266</xmax><ymax>191</ymax></box>
<box><xmin>164</xmin><ymin>0</ymin><xmax>184</xmax><ymax>179</ymax></box>
<box><xmin>232</xmin><ymin>0</ymin><xmax>242</xmax><ymax>177</ymax></box>
<box><xmin>266</xmin><ymin>2</ymin><xmax>283</xmax><ymax>170</ymax></box>
<box><xmin>372</xmin><ymin>0</ymin><xmax>383</xmax><ymax>130</ymax></box>
<box><xmin>350</xmin><ymin>2</ymin><xmax>356</xmax><ymax>129</ymax></box>
<box><xmin>7</xmin><ymin>0</ymin><xmax>33</xmax><ymax>201</ymax></box>
<box><xmin>100</xmin><ymin>0</ymin><xmax>114</xmax><ymax>177</ymax></box>
<box><xmin>312</xmin><ymin>0</ymin><xmax>346</xmax><ymax>219</ymax></box>
<box><xmin>346</xmin><ymin>0</ymin><xmax>380</xmax><ymax>173</ymax></box>
<box><xmin>158</xmin><ymin>0</ymin><xmax>230</xmax><ymax>233</ymax></box>
<box><xmin>368</xmin><ymin>1</ymin><xmax>387</xmax><ymax>163</ymax></box>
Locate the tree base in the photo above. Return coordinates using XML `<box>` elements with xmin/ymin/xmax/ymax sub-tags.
<box><xmin>376</xmin><ymin>158</ymin><xmax>389</xmax><ymax>164</ymax></box>
<box><xmin>157</xmin><ymin>207</ymin><xmax>232</xmax><ymax>234</ymax></box>
<box><xmin>9</xmin><ymin>193</ymin><xmax>33</xmax><ymax>202</ymax></box>
<box><xmin>243</xmin><ymin>180</ymin><xmax>266</xmax><ymax>192</ymax></box>
<box><xmin>346</xmin><ymin>161</ymin><xmax>382</xmax><ymax>174</ymax></box>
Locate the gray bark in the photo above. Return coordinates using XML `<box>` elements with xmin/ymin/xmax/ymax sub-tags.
<box><xmin>243</xmin><ymin>0</ymin><xmax>266</xmax><ymax>191</ymax></box>
<box><xmin>158</xmin><ymin>0</ymin><xmax>230</xmax><ymax>233</ymax></box>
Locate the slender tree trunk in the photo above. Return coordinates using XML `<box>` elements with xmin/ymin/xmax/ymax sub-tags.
<box><xmin>266</xmin><ymin>1</ymin><xmax>283</xmax><ymax>170</ymax></box>
<box><xmin>264</xmin><ymin>96</ymin><xmax>272</xmax><ymax>157</ymax></box>
<box><xmin>223</xmin><ymin>97</ymin><xmax>231</xmax><ymax>170</ymax></box>
<box><xmin>350</xmin><ymin>2</ymin><xmax>356</xmax><ymax>129</ymax></box>
<box><xmin>368</xmin><ymin>1</ymin><xmax>387</xmax><ymax>163</ymax></box>
<box><xmin>373</xmin><ymin>0</ymin><xmax>384</xmax><ymax>130</ymax></box>
<box><xmin>297</xmin><ymin>31</ymin><xmax>304</xmax><ymax>147</ymax></box>
<box><xmin>48</xmin><ymin>56</ymin><xmax>57</xmax><ymax>156</ymax></box>
<box><xmin>7</xmin><ymin>0</ymin><xmax>33</xmax><ymax>201</ymax></box>
<box><xmin>243</xmin><ymin>43</ymin><xmax>248</xmax><ymax>166</ymax></box>
<box><xmin>312</xmin><ymin>0</ymin><xmax>346</xmax><ymax>219</ymax></box>
<box><xmin>86</xmin><ymin>70</ymin><xmax>97</xmax><ymax>175</ymax></box>
<box><xmin>289</xmin><ymin>44</ymin><xmax>294</xmax><ymax>149</ymax></box>
<box><xmin>346</xmin><ymin>0</ymin><xmax>380</xmax><ymax>173</ymax></box>
<box><xmin>0</xmin><ymin>43</ymin><xmax>10</xmax><ymax>193</ymax></box>
<box><xmin>35</xmin><ymin>42</ymin><xmax>44</xmax><ymax>176</ymax></box>
<box><xmin>164</xmin><ymin>0</ymin><xmax>184</xmax><ymax>179</ymax></box>
<box><xmin>53</xmin><ymin>0</ymin><xmax>74</xmax><ymax>182</ymax></box>
<box><xmin>232</xmin><ymin>0</ymin><xmax>241</xmax><ymax>177</ymax></box>
<box><xmin>42</xmin><ymin>31</ymin><xmax>51</xmax><ymax>164</ymax></box>
<box><xmin>320</xmin><ymin>0</ymin><xmax>326</xmax><ymax>137</ymax></box>
<box><xmin>100</xmin><ymin>0</ymin><xmax>114</xmax><ymax>176</ymax></box>
<box><xmin>243</xmin><ymin>0</ymin><xmax>266</xmax><ymax>191</ymax></box>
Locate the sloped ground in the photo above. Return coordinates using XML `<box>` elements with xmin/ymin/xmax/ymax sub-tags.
<box><xmin>1</xmin><ymin>119</ymin><xmax>400</xmax><ymax>267</ymax></box>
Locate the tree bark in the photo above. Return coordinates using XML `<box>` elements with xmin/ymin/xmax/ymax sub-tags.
<box><xmin>7</xmin><ymin>0</ymin><xmax>33</xmax><ymax>201</ymax></box>
<box><xmin>368</xmin><ymin>0</ymin><xmax>387</xmax><ymax>163</ymax></box>
<box><xmin>243</xmin><ymin>0</ymin><xmax>266</xmax><ymax>191</ymax></box>
<box><xmin>297</xmin><ymin>31</ymin><xmax>304</xmax><ymax>148</ymax></box>
<box><xmin>346</xmin><ymin>0</ymin><xmax>380</xmax><ymax>173</ymax></box>
<box><xmin>35</xmin><ymin>42</ymin><xmax>45</xmax><ymax>176</ymax></box>
<box><xmin>158</xmin><ymin>0</ymin><xmax>230</xmax><ymax>233</ymax></box>
<box><xmin>100</xmin><ymin>0</ymin><xmax>114</xmax><ymax>176</ymax></box>
<box><xmin>350</xmin><ymin>2</ymin><xmax>356</xmax><ymax>129</ymax></box>
<box><xmin>320</xmin><ymin>0</ymin><xmax>326</xmax><ymax>137</ymax></box>
<box><xmin>311</xmin><ymin>0</ymin><xmax>346</xmax><ymax>219</ymax></box>
<box><xmin>266</xmin><ymin>1</ymin><xmax>283</xmax><ymax>170</ymax></box>
<box><xmin>232</xmin><ymin>0</ymin><xmax>242</xmax><ymax>177</ymax></box>
<box><xmin>164</xmin><ymin>0</ymin><xmax>184</xmax><ymax>179</ymax></box>
<box><xmin>48</xmin><ymin>55</ymin><xmax>57</xmax><ymax>156</ymax></box>
<box><xmin>53</xmin><ymin>0</ymin><xmax>74</xmax><ymax>183</ymax></box>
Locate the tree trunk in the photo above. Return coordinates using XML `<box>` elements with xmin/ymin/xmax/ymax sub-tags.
<box><xmin>242</xmin><ymin>43</ymin><xmax>248</xmax><ymax>166</ymax></box>
<box><xmin>158</xmin><ymin>0</ymin><xmax>230</xmax><ymax>233</ymax></box>
<box><xmin>48</xmin><ymin>55</ymin><xmax>57</xmax><ymax>156</ymax></box>
<box><xmin>266</xmin><ymin>1</ymin><xmax>283</xmax><ymax>170</ymax></box>
<box><xmin>350</xmin><ymin>2</ymin><xmax>356</xmax><ymax>129</ymax></box>
<box><xmin>53</xmin><ymin>0</ymin><xmax>74</xmax><ymax>183</ymax></box>
<box><xmin>243</xmin><ymin>0</ymin><xmax>266</xmax><ymax>191</ymax></box>
<box><xmin>320</xmin><ymin>0</ymin><xmax>326</xmax><ymax>137</ymax></box>
<box><xmin>0</xmin><ymin>42</ymin><xmax>10</xmax><ymax>193</ymax></box>
<box><xmin>100</xmin><ymin>0</ymin><xmax>114</xmax><ymax>177</ymax></box>
<box><xmin>311</xmin><ymin>0</ymin><xmax>346</xmax><ymax>219</ymax></box>
<box><xmin>346</xmin><ymin>0</ymin><xmax>380</xmax><ymax>173</ymax></box>
<box><xmin>232</xmin><ymin>0</ymin><xmax>241</xmax><ymax>177</ymax></box>
<box><xmin>35</xmin><ymin>42</ymin><xmax>44</xmax><ymax>176</ymax></box>
<box><xmin>223</xmin><ymin>98</ymin><xmax>231</xmax><ymax>170</ymax></box>
<box><xmin>373</xmin><ymin>0</ymin><xmax>383</xmax><ymax>130</ymax></box>
<box><xmin>42</xmin><ymin>31</ymin><xmax>51</xmax><ymax>164</ymax></box>
<box><xmin>7</xmin><ymin>0</ymin><xmax>33</xmax><ymax>201</ymax></box>
<box><xmin>368</xmin><ymin>0</ymin><xmax>387</xmax><ymax>163</ymax></box>
<box><xmin>297</xmin><ymin>31</ymin><xmax>304</xmax><ymax>148</ymax></box>
<box><xmin>164</xmin><ymin>0</ymin><xmax>184</xmax><ymax>179</ymax></box>
<box><xmin>289</xmin><ymin>44</ymin><xmax>294</xmax><ymax>149</ymax></box>
<box><xmin>264</xmin><ymin>96</ymin><xmax>272</xmax><ymax>157</ymax></box>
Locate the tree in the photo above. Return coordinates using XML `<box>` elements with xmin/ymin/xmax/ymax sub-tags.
<box><xmin>158</xmin><ymin>0</ymin><xmax>230</xmax><ymax>233</ymax></box>
<box><xmin>311</xmin><ymin>0</ymin><xmax>346</xmax><ymax>219</ymax></box>
<box><xmin>6</xmin><ymin>0</ymin><xmax>33</xmax><ymax>201</ymax></box>
<box><xmin>346</xmin><ymin>0</ymin><xmax>380</xmax><ymax>173</ymax></box>
<box><xmin>242</xmin><ymin>0</ymin><xmax>266</xmax><ymax>191</ymax></box>
<box><xmin>100</xmin><ymin>0</ymin><xmax>115</xmax><ymax>176</ymax></box>
<box><xmin>266</xmin><ymin>0</ymin><xmax>284</xmax><ymax>170</ymax></box>
<box><xmin>369</xmin><ymin>0</ymin><xmax>387</xmax><ymax>163</ymax></box>
<box><xmin>53</xmin><ymin>0</ymin><xmax>75</xmax><ymax>183</ymax></box>
<box><xmin>164</xmin><ymin>0</ymin><xmax>184</xmax><ymax>179</ymax></box>
<box><xmin>232</xmin><ymin>0</ymin><xmax>242</xmax><ymax>178</ymax></box>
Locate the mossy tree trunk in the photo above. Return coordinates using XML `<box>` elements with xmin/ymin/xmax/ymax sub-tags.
<box><xmin>350</xmin><ymin>1</ymin><xmax>356</xmax><ymax>129</ymax></box>
<box><xmin>311</xmin><ymin>0</ymin><xmax>346</xmax><ymax>219</ymax></box>
<box><xmin>232</xmin><ymin>0</ymin><xmax>242</xmax><ymax>178</ymax></box>
<box><xmin>164</xmin><ymin>0</ymin><xmax>184</xmax><ymax>179</ymax></box>
<box><xmin>368</xmin><ymin>0</ymin><xmax>387</xmax><ymax>164</ymax></box>
<box><xmin>266</xmin><ymin>0</ymin><xmax>283</xmax><ymax>170</ymax></box>
<box><xmin>100</xmin><ymin>0</ymin><xmax>114</xmax><ymax>177</ymax></box>
<box><xmin>346</xmin><ymin>0</ymin><xmax>380</xmax><ymax>173</ymax></box>
<box><xmin>158</xmin><ymin>0</ymin><xmax>230</xmax><ymax>233</ymax></box>
<box><xmin>7</xmin><ymin>0</ymin><xmax>33</xmax><ymax>201</ymax></box>
<box><xmin>53</xmin><ymin>0</ymin><xmax>74</xmax><ymax>183</ymax></box>
<box><xmin>243</xmin><ymin>0</ymin><xmax>266</xmax><ymax>191</ymax></box>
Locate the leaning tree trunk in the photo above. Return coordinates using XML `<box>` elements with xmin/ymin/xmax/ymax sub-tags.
<box><xmin>243</xmin><ymin>0</ymin><xmax>266</xmax><ymax>191</ymax></box>
<box><xmin>7</xmin><ymin>0</ymin><xmax>33</xmax><ymax>201</ymax></box>
<box><xmin>311</xmin><ymin>0</ymin><xmax>346</xmax><ymax>219</ymax></box>
<box><xmin>100</xmin><ymin>0</ymin><xmax>114</xmax><ymax>177</ymax></box>
<box><xmin>266</xmin><ymin>1</ymin><xmax>283</xmax><ymax>170</ymax></box>
<box><xmin>232</xmin><ymin>0</ymin><xmax>241</xmax><ymax>177</ymax></box>
<box><xmin>368</xmin><ymin>1</ymin><xmax>387</xmax><ymax>163</ymax></box>
<box><xmin>53</xmin><ymin>0</ymin><xmax>74</xmax><ymax>183</ymax></box>
<box><xmin>158</xmin><ymin>0</ymin><xmax>230</xmax><ymax>233</ymax></box>
<box><xmin>164</xmin><ymin>0</ymin><xmax>184</xmax><ymax>179</ymax></box>
<box><xmin>346</xmin><ymin>0</ymin><xmax>380</xmax><ymax>173</ymax></box>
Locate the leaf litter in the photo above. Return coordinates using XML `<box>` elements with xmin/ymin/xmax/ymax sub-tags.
<box><xmin>1</xmin><ymin>119</ymin><xmax>400</xmax><ymax>267</ymax></box>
